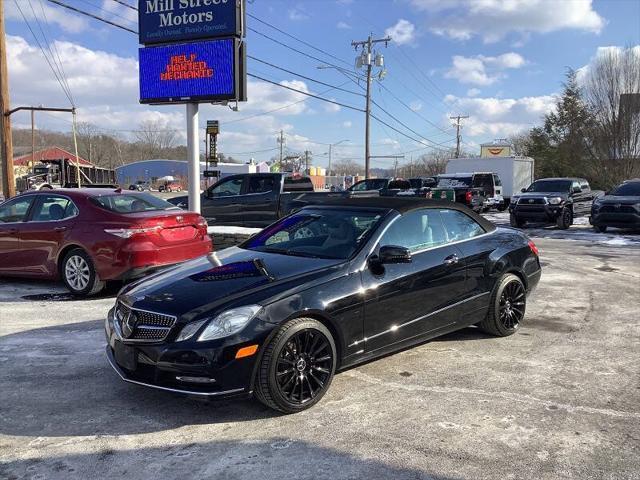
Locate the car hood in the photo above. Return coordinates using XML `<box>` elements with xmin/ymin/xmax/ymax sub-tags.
<box><xmin>118</xmin><ymin>247</ymin><xmax>344</xmax><ymax>320</ymax></box>
<box><xmin>598</xmin><ymin>195</ymin><xmax>640</xmax><ymax>205</ymax></box>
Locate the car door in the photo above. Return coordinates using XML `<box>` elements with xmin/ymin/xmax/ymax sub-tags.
<box><xmin>0</xmin><ymin>195</ymin><xmax>37</xmax><ymax>274</ymax></box>
<box><xmin>361</xmin><ymin>209</ymin><xmax>467</xmax><ymax>353</ymax></box>
<box><xmin>17</xmin><ymin>194</ymin><xmax>79</xmax><ymax>277</ymax></box>
<box><xmin>200</xmin><ymin>176</ymin><xmax>246</xmax><ymax>226</ymax></box>
<box><xmin>439</xmin><ymin>208</ymin><xmax>494</xmax><ymax>325</ymax></box>
<box><xmin>241</xmin><ymin>175</ymin><xmax>279</xmax><ymax>227</ymax></box>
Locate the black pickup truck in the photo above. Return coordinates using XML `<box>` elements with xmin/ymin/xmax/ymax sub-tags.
<box><xmin>168</xmin><ymin>173</ymin><xmax>319</xmax><ymax>227</ymax></box>
<box><xmin>509</xmin><ymin>177</ymin><xmax>603</xmax><ymax>229</ymax></box>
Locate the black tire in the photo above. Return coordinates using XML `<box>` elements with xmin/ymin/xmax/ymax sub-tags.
<box><xmin>61</xmin><ymin>248</ymin><xmax>105</xmax><ymax>296</ymax></box>
<box><xmin>594</xmin><ymin>225</ymin><xmax>607</xmax><ymax>233</ymax></box>
<box><xmin>478</xmin><ymin>273</ymin><xmax>526</xmax><ymax>337</ymax></box>
<box><xmin>254</xmin><ymin>318</ymin><xmax>337</xmax><ymax>413</ymax></box>
<box><xmin>497</xmin><ymin>204</ymin><xmax>508</xmax><ymax>212</ymax></box>
<box><xmin>510</xmin><ymin>213</ymin><xmax>525</xmax><ymax>228</ymax></box>
<box><xmin>556</xmin><ymin>207</ymin><xmax>573</xmax><ymax>229</ymax></box>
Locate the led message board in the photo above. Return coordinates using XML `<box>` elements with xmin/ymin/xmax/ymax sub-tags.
<box><xmin>139</xmin><ymin>38</ymin><xmax>245</xmax><ymax>104</ymax></box>
<box><xmin>139</xmin><ymin>0</ymin><xmax>243</xmax><ymax>45</ymax></box>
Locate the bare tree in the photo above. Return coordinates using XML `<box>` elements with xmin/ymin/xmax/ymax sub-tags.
<box><xmin>583</xmin><ymin>46</ymin><xmax>640</xmax><ymax>186</ymax></box>
<box><xmin>330</xmin><ymin>159</ymin><xmax>362</xmax><ymax>176</ymax></box>
<box><xmin>134</xmin><ymin>120</ymin><xmax>178</xmax><ymax>160</ymax></box>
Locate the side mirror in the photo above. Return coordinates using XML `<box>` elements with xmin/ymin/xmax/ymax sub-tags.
<box><xmin>378</xmin><ymin>245</ymin><xmax>412</xmax><ymax>264</ymax></box>
<box><xmin>521</xmin><ymin>188</ymin><xmax>527</xmax><ymax>193</ymax></box>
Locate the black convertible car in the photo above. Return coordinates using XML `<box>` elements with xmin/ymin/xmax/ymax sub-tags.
<box><xmin>105</xmin><ymin>197</ymin><xmax>541</xmax><ymax>413</ymax></box>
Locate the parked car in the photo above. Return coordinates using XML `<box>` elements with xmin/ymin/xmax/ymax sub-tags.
<box><xmin>433</xmin><ymin>174</ymin><xmax>486</xmax><ymax>212</ymax></box>
<box><xmin>168</xmin><ymin>173</ymin><xmax>316</xmax><ymax>227</ymax></box>
<box><xmin>591</xmin><ymin>179</ymin><xmax>640</xmax><ymax>232</ymax></box>
<box><xmin>509</xmin><ymin>177</ymin><xmax>603</xmax><ymax>229</ymax></box>
<box><xmin>158</xmin><ymin>182</ymin><xmax>183</xmax><ymax>193</ymax></box>
<box><xmin>0</xmin><ymin>189</ymin><xmax>211</xmax><ymax>296</ymax></box>
<box><xmin>105</xmin><ymin>196</ymin><xmax>541</xmax><ymax>413</ymax></box>
<box><xmin>347</xmin><ymin>178</ymin><xmax>390</xmax><ymax>192</ymax></box>
<box><xmin>129</xmin><ymin>181</ymin><xmax>151</xmax><ymax>192</ymax></box>
<box><xmin>446</xmin><ymin>156</ymin><xmax>535</xmax><ymax>209</ymax></box>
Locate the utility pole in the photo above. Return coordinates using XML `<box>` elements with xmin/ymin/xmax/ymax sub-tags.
<box><xmin>0</xmin><ymin>0</ymin><xmax>15</xmax><ymax>198</ymax></box>
<box><xmin>277</xmin><ymin>130</ymin><xmax>285</xmax><ymax>171</ymax></box>
<box><xmin>352</xmin><ymin>33</ymin><xmax>391</xmax><ymax>179</ymax></box>
<box><xmin>450</xmin><ymin>115</ymin><xmax>469</xmax><ymax>158</ymax></box>
<box><xmin>31</xmin><ymin>109</ymin><xmax>35</xmax><ymax>173</ymax></box>
<box><xmin>304</xmin><ymin>150</ymin><xmax>310</xmax><ymax>173</ymax></box>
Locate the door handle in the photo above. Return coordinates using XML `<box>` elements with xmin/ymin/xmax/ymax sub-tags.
<box><xmin>443</xmin><ymin>254</ymin><xmax>459</xmax><ymax>265</ymax></box>
<box><xmin>54</xmin><ymin>226</ymin><xmax>68</xmax><ymax>232</ymax></box>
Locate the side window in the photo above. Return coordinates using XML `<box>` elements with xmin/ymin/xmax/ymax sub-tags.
<box><xmin>210</xmin><ymin>177</ymin><xmax>243</xmax><ymax>197</ymax></box>
<box><xmin>247</xmin><ymin>176</ymin><xmax>275</xmax><ymax>194</ymax></box>
<box><xmin>30</xmin><ymin>196</ymin><xmax>77</xmax><ymax>222</ymax></box>
<box><xmin>580</xmin><ymin>181</ymin><xmax>590</xmax><ymax>191</ymax></box>
<box><xmin>439</xmin><ymin>209</ymin><xmax>485</xmax><ymax>242</ymax></box>
<box><xmin>0</xmin><ymin>196</ymin><xmax>35</xmax><ymax>223</ymax></box>
<box><xmin>379</xmin><ymin>209</ymin><xmax>449</xmax><ymax>253</ymax></box>
<box><xmin>493</xmin><ymin>174</ymin><xmax>502</xmax><ymax>186</ymax></box>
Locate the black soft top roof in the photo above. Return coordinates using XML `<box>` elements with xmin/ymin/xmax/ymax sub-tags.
<box><xmin>299</xmin><ymin>196</ymin><xmax>497</xmax><ymax>232</ymax></box>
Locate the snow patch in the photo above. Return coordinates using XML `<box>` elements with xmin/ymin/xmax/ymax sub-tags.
<box><xmin>207</xmin><ymin>226</ymin><xmax>261</xmax><ymax>235</ymax></box>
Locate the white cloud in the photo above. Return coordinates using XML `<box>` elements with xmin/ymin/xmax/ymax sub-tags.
<box><xmin>323</xmin><ymin>100</ymin><xmax>341</xmax><ymax>113</ymax></box>
<box><xmin>445</xmin><ymin>53</ymin><xmax>527</xmax><ymax>85</ymax></box>
<box><xmin>443</xmin><ymin>93</ymin><xmax>556</xmax><ymax>137</ymax></box>
<box><xmin>409</xmin><ymin>100</ymin><xmax>423</xmax><ymax>111</ymax></box>
<box><xmin>576</xmin><ymin>45</ymin><xmax>640</xmax><ymax>85</ymax></box>
<box><xmin>385</xmin><ymin>19</ymin><xmax>417</xmax><ymax>46</ymax></box>
<box><xmin>337</xmin><ymin>21</ymin><xmax>352</xmax><ymax>29</ymax></box>
<box><xmin>342</xmin><ymin>121</ymin><xmax>353</xmax><ymax>128</ymax></box>
<box><xmin>5</xmin><ymin>1</ymin><xmax>89</xmax><ymax>33</ymax></box>
<box><xmin>467</xmin><ymin>88</ymin><xmax>481</xmax><ymax>97</ymax></box>
<box><xmin>6</xmin><ymin>35</ymin><xmax>315</xmax><ymax>154</ymax></box>
<box><xmin>288</xmin><ymin>8</ymin><xmax>309</xmax><ymax>21</ymax></box>
<box><xmin>410</xmin><ymin>0</ymin><xmax>605</xmax><ymax>43</ymax></box>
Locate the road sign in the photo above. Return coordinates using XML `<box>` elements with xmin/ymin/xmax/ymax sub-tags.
<box><xmin>139</xmin><ymin>0</ymin><xmax>244</xmax><ymax>45</ymax></box>
<box><xmin>139</xmin><ymin>38</ymin><xmax>245</xmax><ymax>104</ymax></box>
<box><xmin>207</xmin><ymin>120</ymin><xmax>219</xmax><ymax>135</ymax></box>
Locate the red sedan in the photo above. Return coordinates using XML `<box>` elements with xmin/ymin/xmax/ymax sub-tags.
<box><xmin>0</xmin><ymin>189</ymin><xmax>212</xmax><ymax>296</ymax></box>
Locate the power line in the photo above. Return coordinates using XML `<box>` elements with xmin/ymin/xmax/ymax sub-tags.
<box><xmin>45</xmin><ymin>0</ymin><xmax>137</xmax><ymax>34</ymax></box>
<box><xmin>370</xmin><ymin>113</ymin><xmax>454</xmax><ymax>152</ymax></box>
<box><xmin>78</xmin><ymin>0</ymin><xmax>137</xmax><ymax>26</ymax></box>
<box><xmin>248</xmin><ymin>55</ymin><xmax>363</xmax><ymax>97</ymax></box>
<box><xmin>109</xmin><ymin>0</ymin><xmax>137</xmax><ymax>11</ymax></box>
<box><xmin>247</xmin><ymin>73</ymin><xmax>365</xmax><ymax>112</ymax></box>
<box><xmin>246</xmin><ymin>13</ymin><xmax>351</xmax><ymax>68</ymax></box>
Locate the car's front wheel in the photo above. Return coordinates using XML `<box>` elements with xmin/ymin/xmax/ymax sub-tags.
<box><xmin>61</xmin><ymin>248</ymin><xmax>105</xmax><ymax>296</ymax></box>
<box><xmin>556</xmin><ymin>207</ymin><xmax>573</xmax><ymax>229</ymax></box>
<box><xmin>478</xmin><ymin>273</ymin><xmax>526</xmax><ymax>337</ymax></box>
<box><xmin>510</xmin><ymin>213</ymin><xmax>525</xmax><ymax>228</ymax></box>
<box><xmin>594</xmin><ymin>225</ymin><xmax>607</xmax><ymax>233</ymax></box>
<box><xmin>254</xmin><ymin>318</ymin><xmax>337</xmax><ymax>413</ymax></box>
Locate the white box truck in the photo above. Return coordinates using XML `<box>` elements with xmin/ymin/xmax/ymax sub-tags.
<box><xmin>445</xmin><ymin>156</ymin><xmax>535</xmax><ymax>207</ymax></box>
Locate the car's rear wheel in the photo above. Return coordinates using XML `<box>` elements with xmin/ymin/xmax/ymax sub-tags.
<box><xmin>61</xmin><ymin>248</ymin><xmax>105</xmax><ymax>296</ymax></box>
<box><xmin>556</xmin><ymin>207</ymin><xmax>573</xmax><ymax>229</ymax></box>
<box><xmin>478</xmin><ymin>273</ymin><xmax>526</xmax><ymax>337</ymax></box>
<box><xmin>255</xmin><ymin>318</ymin><xmax>336</xmax><ymax>413</ymax></box>
<box><xmin>510</xmin><ymin>213</ymin><xmax>525</xmax><ymax>228</ymax></box>
<box><xmin>594</xmin><ymin>225</ymin><xmax>607</xmax><ymax>233</ymax></box>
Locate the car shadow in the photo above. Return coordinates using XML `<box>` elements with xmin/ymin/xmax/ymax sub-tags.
<box><xmin>0</xmin><ymin>320</ymin><xmax>278</xmax><ymax>438</ymax></box>
<box><xmin>0</xmin><ymin>439</ymin><xmax>458</xmax><ymax>480</ymax></box>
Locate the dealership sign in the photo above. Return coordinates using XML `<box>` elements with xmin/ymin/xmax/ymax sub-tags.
<box><xmin>139</xmin><ymin>38</ymin><xmax>246</xmax><ymax>104</ymax></box>
<box><xmin>139</xmin><ymin>0</ymin><xmax>243</xmax><ymax>45</ymax></box>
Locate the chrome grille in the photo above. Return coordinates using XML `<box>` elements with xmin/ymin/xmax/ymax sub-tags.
<box><xmin>116</xmin><ymin>302</ymin><xmax>176</xmax><ymax>342</ymax></box>
<box><xmin>600</xmin><ymin>204</ymin><xmax>637</xmax><ymax>214</ymax></box>
<box><xmin>518</xmin><ymin>197</ymin><xmax>546</xmax><ymax>205</ymax></box>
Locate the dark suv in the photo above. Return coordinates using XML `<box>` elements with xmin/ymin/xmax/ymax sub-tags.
<box><xmin>509</xmin><ymin>177</ymin><xmax>602</xmax><ymax>229</ymax></box>
<box><xmin>591</xmin><ymin>179</ymin><xmax>640</xmax><ymax>232</ymax></box>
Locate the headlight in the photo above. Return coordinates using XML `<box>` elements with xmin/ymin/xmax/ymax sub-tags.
<box><xmin>176</xmin><ymin>319</ymin><xmax>207</xmax><ymax>342</ymax></box>
<box><xmin>511</xmin><ymin>196</ymin><xmax>520</xmax><ymax>204</ymax></box>
<box><xmin>548</xmin><ymin>196</ymin><xmax>563</xmax><ymax>205</ymax></box>
<box><xmin>197</xmin><ymin>305</ymin><xmax>262</xmax><ymax>342</ymax></box>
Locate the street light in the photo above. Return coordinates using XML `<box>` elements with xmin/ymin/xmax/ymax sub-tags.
<box><xmin>327</xmin><ymin>139</ymin><xmax>350</xmax><ymax>176</ymax></box>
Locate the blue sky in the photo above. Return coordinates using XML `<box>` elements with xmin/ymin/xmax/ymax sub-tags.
<box><xmin>5</xmin><ymin>0</ymin><xmax>640</xmax><ymax>169</ymax></box>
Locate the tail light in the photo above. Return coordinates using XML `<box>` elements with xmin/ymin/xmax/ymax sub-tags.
<box><xmin>465</xmin><ymin>190</ymin><xmax>473</xmax><ymax>204</ymax></box>
<box><xmin>528</xmin><ymin>240</ymin><xmax>539</xmax><ymax>256</ymax></box>
<box><xmin>104</xmin><ymin>226</ymin><xmax>161</xmax><ymax>238</ymax></box>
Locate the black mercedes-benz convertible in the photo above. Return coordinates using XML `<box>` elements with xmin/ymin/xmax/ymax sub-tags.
<box><xmin>105</xmin><ymin>197</ymin><xmax>541</xmax><ymax>413</ymax></box>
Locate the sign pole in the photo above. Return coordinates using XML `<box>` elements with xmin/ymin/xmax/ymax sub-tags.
<box><xmin>186</xmin><ymin>103</ymin><xmax>200</xmax><ymax>214</ymax></box>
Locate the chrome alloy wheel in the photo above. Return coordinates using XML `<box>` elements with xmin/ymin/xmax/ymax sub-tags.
<box><xmin>65</xmin><ymin>255</ymin><xmax>90</xmax><ymax>291</ymax></box>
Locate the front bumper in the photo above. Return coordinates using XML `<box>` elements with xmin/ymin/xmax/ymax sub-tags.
<box><xmin>509</xmin><ymin>203</ymin><xmax>563</xmax><ymax>222</ymax></box>
<box><xmin>104</xmin><ymin>308</ymin><xmax>267</xmax><ymax>398</ymax></box>
<box><xmin>591</xmin><ymin>211</ymin><xmax>640</xmax><ymax>229</ymax></box>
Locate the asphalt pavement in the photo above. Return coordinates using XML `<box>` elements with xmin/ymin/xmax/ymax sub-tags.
<box><xmin>1</xmin><ymin>235</ymin><xmax>639</xmax><ymax>480</ymax></box>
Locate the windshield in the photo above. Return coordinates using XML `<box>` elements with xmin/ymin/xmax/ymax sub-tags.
<box><xmin>90</xmin><ymin>193</ymin><xmax>179</xmax><ymax>213</ymax></box>
<box><xmin>526</xmin><ymin>180</ymin><xmax>571</xmax><ymax>193</ymax></box>
<box><xmin>242</xmin><ymin>209</ymin><xmax>384</xmax><ymax>260</ymax></box>
<box><xmin>611</xmin><ymin>182</ymin><xmax>640</xmax><ymax>196</ymax></box>
<box><xmin>349</xmin><ymin>179</ymin><xmax>388</xmax><ymax>191</ymax></box>
<box><xmin>437</xmin><ymin>176</ymin><xmax>472</xmax><ymax>188</ymax></box>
